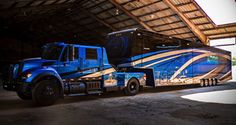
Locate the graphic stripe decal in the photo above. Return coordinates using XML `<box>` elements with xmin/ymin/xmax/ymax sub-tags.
<box><xmin>220</xmin><ymin>71</ymin><xmax>232</xmax><ymax>80</ymax></box>
<box><xmin>142</xmin><ymin>55</ymin><xmax>181</xmax><ymax>68</ymax></box>
<box><xmin>170</xmin><ymin>53</ymin><xmax>230</xmax><ymax>80</ymax></box>
<box><xmin>81</xmin><ymin>68</ymin><xmax>116</xmax><ymax>78</ymax></box>
<box><xmin>120</xmin><ymin>49</ymin><xmax>213</xmax><ymax>67</ymax></box>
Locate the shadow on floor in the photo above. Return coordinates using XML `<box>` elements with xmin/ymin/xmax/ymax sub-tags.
<box><xmin>0</xmin><ymin>82</ymin><xmax>235</xmax><ymax>110</ymax></box>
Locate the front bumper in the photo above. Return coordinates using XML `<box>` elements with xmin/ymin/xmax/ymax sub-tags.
<box><xmin>3</xmin><ymin>80</ymin><xmax>19</xmax><ymax>91</ymax></box>
<box><xmin>2</xmin><ymin>80</ymin><xmax>30</xmax><ymax>91</ymax></box>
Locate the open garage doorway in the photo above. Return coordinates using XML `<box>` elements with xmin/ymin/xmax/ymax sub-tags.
<box><xmin>210</xmin><ymin>38</ymin><xmax>236</xmax><ymax>81</ymax></box>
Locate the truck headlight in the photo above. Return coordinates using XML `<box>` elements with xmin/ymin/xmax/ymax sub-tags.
<box><xmin>22</xmin><ymin>73</ymin><xmax>32</xmax><ymax>79</ymax></box>
<box><xmin>26</xmin><ymin>73</ymin><xmax>32</xmax><ymax>78</ymax></box>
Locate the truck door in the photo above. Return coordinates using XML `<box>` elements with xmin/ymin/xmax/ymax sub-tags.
<box><xmin>80</xmin><ymin>47</ymin><xmax>102</xmax><ymax>71</ymax></box>
<box><xmin>57</xmin><ymin>46</ymin><xmax>79</xmax><ymax>77</ymax></box>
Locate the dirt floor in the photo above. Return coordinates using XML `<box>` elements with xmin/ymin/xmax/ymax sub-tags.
<box><xmin>0</xmin><ymin>82</ymin><xmax>236</xmax><ymax>125</ymax></box>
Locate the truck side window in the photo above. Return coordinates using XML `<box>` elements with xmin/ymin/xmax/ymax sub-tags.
<box><xmin>86</xmin><ymin>48</ymin><xmax>97</xmax><ymax>60</ymax></box>
<box><xmin>75</xmin><ymin>47</ymin><xmax>79</xmax><ymax>59</ymax></box>
<box><xmin>61</xmin><ymin>47</ymin><xmax>68</xmax><ymax>62</ymax></box>
<box><xmin>69</xmin><ymin>46</ymin><xmax>79</xmax><ymax>61</ymax></box>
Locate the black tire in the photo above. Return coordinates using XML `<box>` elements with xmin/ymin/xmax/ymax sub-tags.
<box><xmin>200</xmin><ymin>79</ymin><xmax>205</xmax><ymax>87</ymax></box>
<box><xmin>124</xmin><ymin>78</ymin><xmax>140</xmax><ymax>96</ymax></box>
<box><xmin>213</xmin><ymin>78</ymin><xmax>218</xmax><ymax>86</ymax></box>
<box><xmin>204</xmin><ymin>79</ymin><xmax>209</xmax><ymax>87</ymax></box>
<box><xmin>209</xmin><ymin>79</ymin><xmax>213</xmax><ymax>86</ymax></box>
<box><xmin>32</xmin><ymin>80</ymin><xmax>60</xmax><ymax>106</ymax></box>
<box><xmin>16</xmin><ymin>87</ymin><xmax>32</xmax><ymax>100</ymax></box>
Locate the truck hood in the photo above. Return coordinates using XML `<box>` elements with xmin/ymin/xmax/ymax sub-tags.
<box><xmin>20</xmin><ymin>57</ymin><xmax>56</xmax><ymax>72</ymax></box>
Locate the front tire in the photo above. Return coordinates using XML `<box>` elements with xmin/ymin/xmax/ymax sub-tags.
<box><xmin>124</xmin><ymin>78</ymin><xmax>140</xmax><ymax>96</ymax></box>
<box><xmin>32</xmin><ymin>80</ymin><xmax>60</xmax><ymax>106</ymax></box>
<box><xmin>17</xmin><ymin>87</ymin><xmax>32</xmax><ymax>100</ymax></box>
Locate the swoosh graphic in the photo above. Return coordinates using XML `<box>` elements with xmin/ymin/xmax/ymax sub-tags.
<box><xmin>119</xmin><ymin>49</ymin><xmax>213</xmax><ymax>67</ymax></box>
<box><xmin>170</xmin><ymin>53</ymin><xmax>230</xmax><ymax>80</ymax></box>
<box><xmin>141</xmin><ymin>55</ymin><xmax>182</xmax><ymax>68</ymax></box>
<box><xmin>81</xmin><ymin>68</ymin><xmax>116</xmax><ymax>78</ymax></box>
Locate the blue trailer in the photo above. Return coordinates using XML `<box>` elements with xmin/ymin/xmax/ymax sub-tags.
<box><xmin>2</xmin><ymin>28</ymin><xmax>232</xmax><ymax>106</ymax></box>
<box><xmin>106</xmin><ymin>28</ymin><xmax>231</xmax><ymax>86</ymax></box>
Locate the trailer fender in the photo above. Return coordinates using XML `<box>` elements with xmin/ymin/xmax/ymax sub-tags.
<box><xmin>124</xmin><ymin>73</ymin><xmax>146</xmax><ymax>87</ymax></box>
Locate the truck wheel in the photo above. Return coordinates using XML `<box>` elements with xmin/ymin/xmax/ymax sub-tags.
<box><xmin>17</xmin><ymin>88</ymin><xmax>32</xmax><ymax>100</ymax></box>
<box><xmin>124</xmin><ymin>78</ymin><xmax>139</xmax><ymax>96</ymax></box>
<box><xmin>32</xmin><ymin>80</ymin><xmax>60</xmax><ymax>106</ymax></box>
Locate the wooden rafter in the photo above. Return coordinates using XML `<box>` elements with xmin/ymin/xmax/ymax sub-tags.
<box><xmin>78</xmin><ymin>6</ymin><xmax>116</xmax><ymax>31</ymax></box>
<box><xmin>151</xmin><ymin>20</ymin><xmax>182</xmax><ymax>28</ymax></box>
<box><xmin>144</xmin><ymin>14</ymin><xmax>177</xmax><ymax>23</ymax></box>
<box><xmin>163</xmin><ymin>0</ymin><xmax>208</xmax><ymax>44</ymax></box>
<box><xmin>137</xmin><ymin>7</ymin><xmax>170</xmax><ymax>18</ymax></box>
<box><xmin>195</xmin><ymin>22</ymin><xmax>212</xmax><ymax>26</ymax></box>
<box><xmin>109</xmin><ymin>0</ymin><xmax>154</xmax><ymax>32</ymax></box>
<box><xmin>209</xmin><ymin>34</ymin><xmax>236</xmax><ymax>40</ymax></box>
<box><xmin>156</xmin><ymin>25</ymin><xmax>188</xmax><ymax>33</ymax></box>
<box><xmin>205</xmin><ymin>31</ymin><xmax>236</xmax><ymax>36</ymax></box>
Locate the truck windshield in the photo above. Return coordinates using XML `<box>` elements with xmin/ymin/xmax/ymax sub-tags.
<box><xmin>42</xmin><ymin>45</ymin><xmax>63</xmax><ymax>60</ymax></box>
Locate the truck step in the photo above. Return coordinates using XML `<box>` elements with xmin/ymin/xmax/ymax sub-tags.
<box><xmin>87</xmin><ymin>90</ymin><xmax>103</xmax><ymax>95</ymax></box>
<box><xmin>67</xmin><ymin>93</ymin><xmax>87</xmax><ymax>97</ymax></box>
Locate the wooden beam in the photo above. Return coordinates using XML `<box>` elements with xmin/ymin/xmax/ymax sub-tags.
<box><xmin>163</xmin><ymin>0</ymin><xmax>208</xmax><ymax>44</ymax></box>
<box><xmin>206</xmin><ymin>31</ymin><xmax>236</xmax><ymax>36</ymax></box>
<box><xmin>78</xmin><ymin>6</ymin><xmax>116</xmax><ymax>31</ymax></box>
<box><xmin>156</xmin><ymin>25</ymin><xmax>188</xmax><ymax>33</ymax></box>
<box><xmin>137</xmin><ymin>7</ymin><xmax>170</xmax><ymax>18</ymax></box>
<box><xmin>170</xmin><ymin>31</ymin><xmax>193</xmax><ymax>36</ymax></box>
<box><xmin>95</xmin><ymin>0</ymin><xmax>162</xmax><ymax>22</ymax></box>
<box><xmin>175</xmin><ymin>2</ymin><xmax>193</xmax><ymax>7</ymax></box>
<box><xmin>117</xmin><ymin>23</ymin><xmax>140</xmax><ymax>29</ymax></box>
<box><xmin>151</xmin><ymin>20</ymin><xmax>182</xmax><ymax>28</ymax></box>
<box><xmin>192</xmin><ymin>0</ymin><xmax>216</xmax><ymax>26</ymax></box>
<box><xmin>144</xmin><ymin>14</ymin><xmax>177</xmax><ymax>23</ymax></box>
<box><xmin>189</xmin><ymin>16</ymin><xmax>206</xmax><ymax>20</ymax></box>
<box><xmin>109</xmin><ymin>0</ymin><xmax>154</xmax><ymax>32</ymax></box>
<box><xmin>182</xmin><ymin>9</ymin><xmax>198</xmax><ymax>14</ymax></box>
<box><xmin>209</xmin><ymin>34</ymin><xmax>236</xmax><ymax>40</ymax></box>
<box><xmin>195</xmin><ymin>22</ymin><xmax>212</xmax><ymax>26</ymax></box>
<box><xmin>201</xmin><ymin>25</ymin><xmax>236</xmax><ymax>32</ymax></box>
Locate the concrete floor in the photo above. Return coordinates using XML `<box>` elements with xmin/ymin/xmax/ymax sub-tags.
<box><xmin>0</xmin><ymin>82</ymin><xmax>236</xmax><ymax>125</ymax></box>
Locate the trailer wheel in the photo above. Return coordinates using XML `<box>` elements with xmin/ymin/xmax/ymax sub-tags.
<box><xmin>213</xmin><ymin>78</ymin><xmax>218</xmax><ymax>86</ymax></box>
<box><xmin>204</xmin><ymin>79</ymin><xmax>209</xmax><ymax>87</ymax></box>
<box><xmin>32</xmin><ymin>80</ymin><xmax>60</xmax><ymax>106</ymax></box>
<box><xmin>124</xmin><ymin>78</ymin><xmax>139</xmax><ymax>96</ymax></box>
<box><xmin>200</xmin><ymin>79</ymin><xmax>205</xmax><ymax>87</ymax></box>
<box><xmin>209</xmin><ymin>79</ymin><xmax>213</xmax><ymax>86</ymax></box>
<box><xmin>16</xmin><ymin>86</ymin><xmax>32</xmax><ymax>100</ymax></box>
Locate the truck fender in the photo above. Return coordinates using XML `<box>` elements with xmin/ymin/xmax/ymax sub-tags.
<box><xmin>30</xmin><ymin>70</ymin><xmax>64</xmax><ymax>98</ymax></box>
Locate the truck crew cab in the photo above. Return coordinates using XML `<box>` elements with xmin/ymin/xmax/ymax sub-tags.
<box><xmin>2</xmin><ymin>42</ymin><xmax>146</xmax><ymax>106</ymax></box>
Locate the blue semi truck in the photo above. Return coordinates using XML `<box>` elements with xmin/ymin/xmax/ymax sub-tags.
<box><xmin>2</xmin><ymin>28</ymin><xmax>232</xmax><ymax>106</ymax></box>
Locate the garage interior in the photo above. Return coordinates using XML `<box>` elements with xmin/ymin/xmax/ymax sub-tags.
<box><xmin>0</xmin><ymin>0</ymin><xmax>236</xmax><ymax>125</ymax></box>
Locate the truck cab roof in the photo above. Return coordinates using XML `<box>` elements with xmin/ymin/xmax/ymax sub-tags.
<box><xmin>44</xmin><ymin>42</ymin><xmax>103</xmax><ymax>49</ymax></box>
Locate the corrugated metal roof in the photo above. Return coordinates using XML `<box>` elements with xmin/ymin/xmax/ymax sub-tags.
<box><xmin>0</xmin><ymin>0</ymin><xmax>235</xmax><ymax>44</ymax></box>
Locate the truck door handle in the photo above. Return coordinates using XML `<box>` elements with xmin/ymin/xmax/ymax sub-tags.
<box><xmin>63</xmin><ymin>62</ymin><xmax>69</xmax><ymax>66</ymax></box>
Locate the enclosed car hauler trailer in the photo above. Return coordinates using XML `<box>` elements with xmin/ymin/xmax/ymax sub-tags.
<box><xmin>106</xmin><ymin>28</ymin><xmax>232</xmax><ymax>87</ymax></box>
